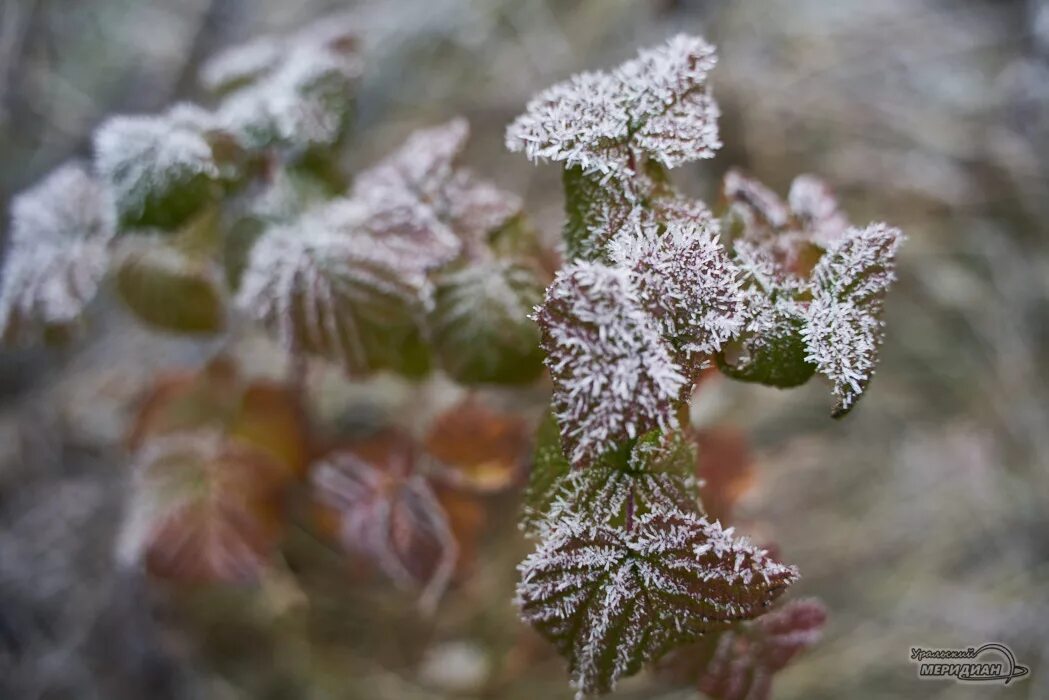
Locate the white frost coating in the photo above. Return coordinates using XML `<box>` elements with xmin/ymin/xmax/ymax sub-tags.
<box><xmin>354</xmin><ymin>118</ymin><xmax>521</xmax><ymax>248</ymax></box>
<box><xmin>218</xmin><ymin>41</ymin><xmax>357</xmax><ymax>149</ymax></box>
<box><xmin>516</xmin><ymin>508</ymin><xmax>798</xmax><ymax>698</ymax></box>
<box><xmin>533</xmin><ymin>263</ymin><xmax>686</xmax><ymax>467</ymax></box>
<box><xmin>312</xmin><ymin>449</ymin><xmax>457</xmax><ymax>613</ymax></box>
<box><xmin>802</xmin><ymin>222</ymin><xmax>904</xmax><ymax>415</ymax></box>
<box><xmin>234</xmin><ymin>201</ymin><xmax>430</xmax><ymax>372</ymax></box>
<box><xmin>94</xmin><ymin>105</ymin><xmax>219</xmax><ymax>219</ymax></box>
<box><xmin>607</xmin><ymin>216</ymin><xmax>744</xmax><ymax>363</ymax></box>
<box><xmin>206</xmin><ymin>12</ymin><xmax>361</xmax><ymax>149</ymax></box>
<box><xmin>0</xmin><ymin>164</ymin><xmax>116</xmax><ymax>341</ymax></box>
<box><xmin>506</xmin><ymin>34</ymin><xmax>720</xmax><ymax>180</ymax></box>
<box><xmin>788</xmin><ymin>174</ymin><xmax>849</xmax><ymax>248</ymax></box>
<box><xmin>201</xmin><ymin>37</ymin><xmax>284</xmax><ymax>93</ymax></box>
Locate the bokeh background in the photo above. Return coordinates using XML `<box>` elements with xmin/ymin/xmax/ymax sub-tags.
<box><xmin>1</xmin><ymin>1</ymin><xmax>1047</xmax><ymax>698</ymax></box>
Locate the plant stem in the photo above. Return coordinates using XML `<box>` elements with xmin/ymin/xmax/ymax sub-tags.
<box><xmin>625</xmin><ymin>485</ymin><xmax>635</xmax><ymax>532</ymax></box>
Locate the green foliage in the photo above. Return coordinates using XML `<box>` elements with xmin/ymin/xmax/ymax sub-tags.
<box><xmin>430</xmin><ymin>261</ymin><xmax>545</xmax><ymax>385</ymax></box>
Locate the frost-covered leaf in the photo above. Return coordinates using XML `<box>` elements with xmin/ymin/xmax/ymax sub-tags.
<box><xmin>119</xmin><ymin>432</ymin><xmax>287</xmax><ymax>583</ymax></box>
<box><xmin>425</xmin><ymin>396</ymin><xmax>530</xmax><ymax>494</ymax></box>
<box><xmin>517</xmin><ymin>508</ymin><xmax>799</xmax><ymax>697</ymax></box>
<box><xmin>614</xmin><ymin>34</ymin><xmax>721</xmax><ymax>169</ymax></box>
<box><xmin>561</xmin><ymin>166</ymin><xmax>635</xmax><ymax>262</ymax></box>
<box><xmin>507</xmin><ymin>35</ymin><xmax>720</xmax><ymax>181</ymax></box>
<box><xmin>202</xmin><ymin>37</ymin><xmax>284</xmax><ymax>94</ymax></box>
<box><xmin>787</xmin><ymin>175</ymin><xmax>849</xmax><ymax>248</ymax></box>
<box><xmin>695</xmin><ymin>598</ymin><xmax>827</xmax><ymax>700</ymax></box>
<box><xmin>235</xmin><ymin>201</ymin><xmax>434</xmax><ymax>377</ymax></box>
<box><xmin>429</xmin><ymin>260</ymin><xmax>544</xmax><ymax>385</ymax></box>
<box><xmin>94</xmin><ymin>105</ymin><xmax>225</xmax><ymax>229</ymax></box>
<box><xmin>716</xmin><ymin>291</ymin><xmax>815</xmax><ymax>388</ymax></box>
<box><xmin>722</xmin><ymin>169</ymin><xmax>789</xmax><ymax>233</ymax></box>
<box><xmin>544</xmin><ymin>431</ymin><xmax>700</xmax><ymax>534</ymax></box>
<box><xmin>523</xmin><ymin>416</ymin><xmax>700</xmax><ymax>536</ymax></box>
<box><xmin>354</xmin><ymin>118</ymin><xmax>521</xmax><ymax>255</ymax></box>
<box><xmin>0</xmin><ymin>164</ymin><xmax>115</xmax><ymax>343</ymax></box>
<box><xmin>311</xmin><ymin>432</ymin><xmax>457</xmax><ymax>612</ymax></box>
<box><xmin>802</xmin><ymin>223</ymin><xmax>903</xmax><ymax>417</ymax></box>
<box><xmin>215</xmin><ymin>17</ymin><xmax>362</xmax><ymax>152</ymax></box>
<box><xmin>534</xmin><ymin>262</ymin><xmax>686</xmax><ymax>467</ymax></box>
<box><xmin>607</xmin><ymin>216</ymin><xmax>743</xmax><ymax>374</ymax></box>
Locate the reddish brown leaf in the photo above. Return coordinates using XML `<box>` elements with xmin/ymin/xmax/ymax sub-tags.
<box><xmin>696</xmin><ymin>599</ymin><xmax>827</xmax><ymax>700</ymax></box>
<box><xmin>129</xmin><ymin>357</ymin><xmax>309</xmax><ymax>478</ymax></box>
<box><xmin>425</xmin><ymin>396</ymin><xmax>530</xmax><ymax>494</ymax></box>
<box><xmin>121</xmin><ymin>433</ymin><xmax>287</xmax><ymax>583</ymax></box>
<box><xmin>311</xmin><ymin>431</ymin><xmax>457</xmax><ymax>612</ymax></box>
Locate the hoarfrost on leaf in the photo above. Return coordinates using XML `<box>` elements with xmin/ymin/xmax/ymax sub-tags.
<box><xmin>533</xmin><ymin>262</ymin><xmax>686</xmax><ymax>467</ymax></box>
<box><xmin>0</xmin><ymin>164</ymin><xmax>116</xmax><ymax>343</ymax></box>
<box><xmin>214</xmin><ymin>18</ymin><xmax>362</xmax><ymax>151</ymax></box>
<box><xmin>235</xmin><ymin>201</ymin><xmax>433</xmax><ymax>376</ymax></box>
<box><xmin>354</xmin><ymin>118</ymin><xmax>521</xmax><ymax>252</ymax></box>
<box><xmin>607</xmin><ymin>216</ymin><xmax>744</xmax><ymax>371</ymax></box>
<box><xmin>516</xmin><ymin>508</ymin><xmax>798</xmax><ymax>697</ymax></box>
<box><xmin>802</xmin><ymin>222</ymin><xmax>903</xmax><ymax>416</ymax></box>
<box><xmin>94</xmin><ymin>104</ymin><xmax>222</xmax><ymax>228</ymax></box>
<box><xmin>429</xmin><ymin>260</ymin><xmax>545</xmax><ymax>385</ymax></box>
<box><xmin>506</xmin><ymin>34</ymin><xmax>720</xmax><ymax>181</ymax></box>
<box><xmin>695</xmin><ymin>598</ymin><xmax>827</xmax><ymax>700</ymax></box>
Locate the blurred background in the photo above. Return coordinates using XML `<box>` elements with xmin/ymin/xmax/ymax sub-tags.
<box><xmin>1</xmin><ymin>0</ymin><xmax>1047</xmax><ymax>698</ymax></box>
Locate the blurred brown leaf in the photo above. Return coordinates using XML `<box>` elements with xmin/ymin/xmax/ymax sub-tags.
<box><xmin>125</xmin><ymin>433</ymin><xmax>288</xmax><ymax>584</ymax></box>
<box><xmin>425</xmin><ymin>396</ymin><xmax>530</xmax><ymax>494</ymax></box>
<box><xmin>311</xmin><ymin>431</ymin><xmax>457</xmax><ymax>612</ymax></box>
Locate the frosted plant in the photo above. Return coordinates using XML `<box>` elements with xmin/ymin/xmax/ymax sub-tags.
<box><xmin>506</xmin><ymin>34</ymin><xmax>720</xmax><ymax>181</ymax></box>
<box><xmin>533</xmin><ymin>262</ymin><xmax>687</xmax><ymax>467</ymax></box>
<box><xmin>509</xmin><ymin>33</ymin><xmax>903</xmax><ymax>697</ymax></box>
<box><xmin>429</xmin><ymin>260</ymin><xmax>545</xmax><ymax>385</ymax></box>
<box><xmin>693</xmin><ymin>598</ymin><xmax>827</xmax><ymax>700</ymax></box>
<box><xmin>516</xmin><ymin>508</ymin><xmax>798</xmax><ymax>698</ymax></box>
<box><xmin>118</xmin><ymin>431</ymin><xmax>287</xmax><ymax>583</ymax></box>
<box><xmin>311</xmin><ymin>435</ymin><xmax>457</xmax><ymax>613</ymax></box>
<box><xmin>94</xmin><ymin>104</ymin><xmax>223</xmax><ymax>228</ymax></box>
<box><xmin>717</xmin><ymin>170</ymin><xmax>904</xmax><ymax>415</ymax></box>
<box><xmin>0</xmin><ymin>164</ymin><xmax>115</xmax><ymax>342</ymax></box>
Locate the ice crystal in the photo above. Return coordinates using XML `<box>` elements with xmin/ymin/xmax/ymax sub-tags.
<box><xmin>507</xmin><ymin>34</ymin><xmax>720</xmax><ymax>181</ymax></box>
<box><xmin>235</xmin><ymin>200</ymin><xmax>432</xmax><ymax>375</ymax></box>
<box><xmin>354</xmin><ymin>118</ymin><xmax>521</xmax><ymax>251</ymax></box>
<box><xmin>803</xmin><ymin>223</ymin><xmax>904</xmax><ymax>416</ymax></box>
<box><xmin>94</xmin><ymin>104</ymin><xmax>221</xmax><ymax>227</ymax></box>
<box><xmin>533</xmin><ymin>263</ymin><xmax>686</xmax><ymax>467</ymax></box>
<box><xmin>607</xmin><ymin>216</ymin><xmax>744</xmax><ymax>370</ymax></box>
<box><xmin>0</xmin><ymin>164</ymin><xmax>116</xmax><ymax>342</ymax></box>
<box><xmin>516</xmin><ymin>508</ymin><xmax>798</xmax><ymax>698</ymax></box>
<box><xmin>312</xmin><ymin>435</ymin><xmax>457</xmax><ymax>613</ymax></box>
